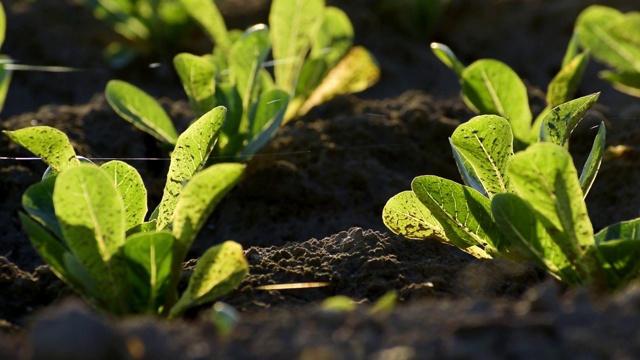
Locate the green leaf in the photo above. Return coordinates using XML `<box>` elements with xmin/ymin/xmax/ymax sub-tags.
<box><xmin>450</xmin><ymin>115</ymin><xmax>513</xmax><ymax>198</ymax></box>
<box><xmin>173</xmin><ymin>53</ymin><xmax>217</xmax><ymax>117</ymax></box>
<box><xmin>411</xmin><ymin>175</ymin><xmax>505</xmax><ymax>257</ymax></box>
<box><xmin>230</xmin><ymin>24</ymin><xmax>271</xmax><ymax>114</ymax></box>
<box><xmin>576</xmin><ymin>5</ymin><xmax>640</xmax><ymax>73</ymax></box>
<box><xmin>539</xmin><ymin>93</ymin><xmax>600</xmax><ymax>146</ymax></box>
<box><xmin>310</xmin><ymin>7</ymin><xmax>354</xmax><ymax>70</ymax></box>
<box><xmin>180</xmin><ymin>0</ymin><xmax>231</xmax><ymax>52</ymax></box>
<box><xmin>600</xmin><ymin>70</ymin><xmax>640</xmax><ymax>98</ymax></box>
<box><xmin>491</xmin><ymin>193</ymin><xmax>581</xmax><ymax>283</ymax></box>
<box><xmin>215</xmin><ymin>84</ymin><xmax>244</xmax><ymax>157</ymax></box>
<box><xmin>101</xmin><ymin>161</ymin><xmax>148</xmax><ymax>231</ymax></box>
<box><xmin>382</xmin><ymin>191</ymin><xmax>446</xmax><ymax>240</ymax></box>
<box><xmin>594</xmin><ymin>239</ymin><xmax>640</xmax><ymax>290</ymax></box>
<box><xmin>506</xmin><ymin>143</ymin><xmax>602</xmax><ymax>285</ymax></box>
<box><xmin>156</xmin><ymin>106</ymin><xmax>226</xmax><ymax>230</ymax></box>
<box><xmin>123</xmin><ymin>231</ymin><xmax>174</xmax><ymax>314</ymax></box>
<box><xmin>579</xmin><ymin>122</ymin><xmax>606</xmax><ymax>198</ymax></box>
<box><xmin>3</xmin><ymin>126</ymin><xmax>79</xmax><ymax>173</ymax></box>
<box><xmin>169</xmin><ymin>241</ymin><xmax>248</xmax><ymax>318</ymax></box>
<box><xmin>547</xmin><ymin>51</ymin><xmax>589</xmax><ymax>108</ymax></box>
<box><xmin>242</xmin><ymin>88</ymin><xmax>290</xmax><ymax>157</ymax></box>
<box><xmin>22</xmin><ymin>176</ymin><xmax>63</xmax><ymax>239</ymax></box>
<box><xmin>105</xmin><ymin>80</ymin><xmax>179</xmax><ymax>145</ymax></box>
<box><xmin>595</xmin><ymin>218</ymin><xmax>640</xmax><ymax>245</ymax></box>
<box><xmin>461</xmin><ymin>59</ymin><xmax>532</xmax><ymax>147</ymax></box>
<box><xmin>561</xmin><ymin>32</ymin><xmax>581</xmax><ymax>68</ymax></box>
<box><xmin>172</xmin><ymin>163</ymin><xmax>245</xmax><ymax>260</ymax></box>
<box><xmin>0</xmin><ymin>55</ymin><xmax>12</xmax><ymax>113</ymax></box>
<box><xmin>53</xmin><ymin>164</ymin><xmax>129</xmax><ymax>313</ymax></box>
<box><xmin>270</xmin><ymin>0</ymin><xmax>325</xmax><ymax>93</ymax></box>
<box><xmin>430</xmin><ymin>42</ymin><xmax>465</xmax><ymax>78</ymax></box>
<box><xmin>449</xmin><ymin>139</ymin><xmax>485</xmax><ymax>196</ymax></box>
<box><xmin>0</xmin><ymin>2</ymin><xmax>5</xmax><ymax>50</ymax></box>
<box><xmin>295</xmin><ymin>46</ymin><xmax>380</xmax><ymax>118</ymax></box>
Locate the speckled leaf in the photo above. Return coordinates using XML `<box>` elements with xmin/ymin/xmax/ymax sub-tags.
<box><xmin>270</xmin><ymin>0</ymin><xmax>324</xmax><ymax>93</ymax></box>
<box><xmin>181</xmin><ymin>0</ymin><xmax>231</xmax><ymax>53</ymax></box>
<box><xmin>539</xmin><ymin>93</ymin><xmax>599</xmax><ymax>146</ymax></box>
<box><xmin>450</xmin><ymin>139</ymin><xmax>485</xmax><ymax>196</ymax></box>
<box><xmin>105</xmin><ymin>80</ymin><xmax>179</xmax><ymax>145</ymax></box>
<box><xmin>547</xmin><ymin>51</ymin><xmax>589</xmax><ymax>108</ymax></box>
<box><xmin>492</xmin><ymin>193</ymin><xmax>581</xmax><ymax>284</ymax></box>
<box><xmin>101</xmin><ymin>161</ymin><xmax>147</xmax><ymax>231</ymax></box>
<box><xmin>594</xmin><ymin>239</ymin><xmax>640</xmax><ymax>290</ymax></box>
<box><xmin>579</xmin><ymin>122</ymin><xmax>605</xmax><ymax>198</ymax></box>
<box><xmin>382</xmin><ymin>191</ymin><xmax>445</xmax><ymax>240</ymax></box>
<box><xmin>430</xmin><ymin>42</ymin><xmax>465</xmax><ymax>78</ymax></box>
<box><xmin>53</xmin><ymin>164</ymin><xmax>129</xmax><ymax>313</ymax></box>
<box><xmin>412</xmin><ymin>175</ymin><xmax>505</xmax><ymax>258</ymax></box>
<box><xmin>169</xmin><ymin>241</ymin><xmax>248</xmax><ymax>318</ymax></box>
<box><xmin>507</xmin><ymin>143</ymin><xmax>602</xmax><ymax>285</ymax></box>
<box><xmin>174</xmin><ymin>53</ymin><xmax>216</xmax><ymax>118</ymax></box>
<box><xmin>3</xmin><ymin>126</ymin><xmax>79</xmax><ymax>173</ymax></box>
<box><xmin>242</xmin><ymin>88</ymin><xmax>289</xmax><ymax>157</ymax></box>
<box><xmin>450</xmin><ymin>115</ymin><xmax>513</xmax><ymax>198</ymax></box>
<box><xmin>22</xmin><ymin>176</ymin><xmax>63</xmax><ymax>239</ymax></box>
<box><xmin>123</xmin><ymin>231</ymin><xmax>174</xmax><ymax>314</ymax></box>
<box><xmin>595</xmin><ymin>219</ymin><xmax>640</xmax><ymax>245</ymax></box>
<box><xmin>230</xmin><ymin>24</ymin><xmax>271</xmax><ymax>114</ymax></box>
<box><xmin>461</xmin><ymin>59</ymin><xmax>531</xmax><ymax>148</ymax></box>
<box><xmin>155</xmin><ymin>106</ymin><xmax>226</xmax><ymax>230</ymax></box>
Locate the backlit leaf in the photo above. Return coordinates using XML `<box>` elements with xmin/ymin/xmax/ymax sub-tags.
<box><xmin>579</xmin><ymin>122</ymin><xmax>606</xmax><ymax>198</ymax></box>
<box><xmin>382</xmin><ymin>191</ymin><xmax>446</xmax><ymax>240</ymax></box>
<box><xmin>539</xmin><ymin>93</ymin><xmax>599</xmax><ymax>146</ymax></box>
<box><xmin>3</xmin><ymin>126</ymin><xmax>79</xmax><ymax>173</ymax></box>
<box><xmin>243</xmin><ymin>88</ymin><xmax>290</xmax><ymax>157</ymax></box>
<box><xmin>101</xmin><ymin>161</ymin><xmax>147</xmax><ymax>231</ymax></box>
<box><xmin>180</xmin><ymin>0</ymin><xmax>231</xmax><ymax>52</ymax></box>
<box><xmin>174</xmin><ymin>53</ymin><xmax>216</xmax><ymax>117</ymax></box>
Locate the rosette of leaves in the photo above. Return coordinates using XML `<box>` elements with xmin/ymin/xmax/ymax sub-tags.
<box><xmin>431</xmin><ymin>38</ymin><xmax>589</xmax><ymax>150</ymax></box>
<box><xmin>574</xmin><ymin>5</ymin><xmax>640</xmax><ymax>97</ymax></box>
<box><xmin>76</xmin><ymin>0</ymin><xmax>191</xmax><ymax>67</ymax></box>
<box><xmin>105</xmin><ymin>0</ymin><xmax>380</xmax><ymax>159</ymax></box>
<box><xmin>3</xmin><ymin>106</ymin><xmax>249</xmax><ymax>317</ymax></box>
<box><xmin>383</xmin><ymin>94</ymin><xmax>640</xmax><ymax>291</ymax></box>
<box><xmin>0</xmin><ymin>2</ymin><xmax>12</xmax><ymax>113</ymax></box>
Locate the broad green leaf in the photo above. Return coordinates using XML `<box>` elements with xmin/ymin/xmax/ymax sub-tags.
<box><xmin>22</xmin><ymin>176</ymin><xmax>63</xmax><ymax>239</ymax></box>
<box><xmin>576</xmin><ymin>6</ymin><xmax>640</xmax><ymax>73</ymax></box>
<box><xmin>295</xmin><ymin>46</ymin><xmax>380</xmax><ymax>119</ymax></box>
<box><xmin>101</xmin><ymin>161</ymin><xmax>147</xmax><ymax>231</ymax></box>
<box><xmin>539</xmin><ymin>93</ymin><xmax>600</xmax><ymax>146</ymax></box>
<box><xmin>450</xmin><ymin>115</ymin><xmax>513</xmax><ymax>198</ymax></box>
<box><xmin>270</xmin><ymin>0</ymin><xmax>324</xmax><ymax>93</ymax></box>
<box><xmin>547</xmin><ymin>51</ymin><xmax>589</xmax><ymax>108</ymax></box>
<box><xmin>53</xmin><ymin>164</ymin><xmax>129</xmax><ymax>313</ymax></box>
<box><xmin>382</xmin><ymin>191</ymin><xmax>446</xmax><ymax>240</ymax></box>
<box><xmin>430</xmin><ymin>42</ymin><xmax>465</xmax><ymax>78</ymax></box>
<box><xmin>310</xmin><ymin>7</ymin><xmax>353</xmax><ymax>71</ymax></box>
<box><xmin>156</xmin><ymin>106</ymin><xmax>226</xmax><ymax>230</ymax></box>
<box><xmin>123</xmin><ymin>231</ymin><xmax>174</xmax><ymax>313</ymax></box>
<box><xmin>595</xmin><ymin>218</ymin><xmax>640</xmax><ymax>245</ymax></box>
<box><xmin>295</xmin><ymin>58</ymin><xmax>328</xmax><ymax>99</ymax></box>
<box><xmin>600</xmin><ymin>70</ymin><xmax>640</xmax><ymax>98</ymax></box>
<box><xmin>242</xmin><ymin>88</ymin><xmax>290</xmax><ymax>157</ymax></box>
<box><xmin>461</xmin><ymin>59</ymin><xmax>531</xmax><ymax>147</ymax></box>
<box><xmin>0</xmin><ymin>2</ymin><xmax>5</xmax><ymax>50</ymax></box>
<box><xmin>506</xmin><ymin>143</ymin><xmax>602</xmax><ymax>285</ymax></box>
<box><xmin>411</xmin><ymin>175</ymin><xmax>505</xmax><ymax>257</ymax></box>
<box><xmin>172</xmin><ymin>163</ymin><xmax>245</xmax><ymax>259</ymax></box>
<box><xmin>3</xmin><ymin>126</ymin><xmax>79</xmax><ymax>173</ymax></box>
<box><xmin>180</xmin><ymin>0</ymin><xmax>231</xmax><ymax>52</ymax></box>
<box><xmin>169</xmin><ymin>241</ymin><xmax>248</xmax><ymax>318</ymax></box>
<box><xmin>593</xmin><ymin>239</ymin><xmax>640</xmax><ymax>290</ymax></box>
<box><xmin>449</xmin><ymin>139</ymin><xmax>486</xmax><ymax>196</ymax></box>
<box><xmin>105</xmin><ymin>80</ymin><xmax>179</xmax><ymax>145</ymax></box>
<box><xmin>0</xmin><ymin>55</ymin><xmax>11</xmax><ymax>113</ymax></box>
<box><xmin>491</xmin><ymin>193</ymin><xmax>581</xmax><ymax>284</ymax></box>
<box><xmin>173</xmin><ymin>53</ymin><xmax>216</xmax><ymax>117</ymax></box>
<box><xmin>230</xmin><ymin>25</ymin><xmax>271</xmax><ymax>115</ymax></box>
<box><xmin>579</xmin><ymin>122</ymin><xmax>605</xmax><ymax>198</ymax></box>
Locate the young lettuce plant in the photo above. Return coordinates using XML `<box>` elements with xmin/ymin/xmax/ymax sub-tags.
<box><xmin>383</xmin><ymin>94</ymin><xmax>640</xmax><ymax>291</ymax></box>
<box><xmin>3</xmin><ymin>106</ymin><xmax>249</xmax><ymax>317</ymax></box>
<box><xmin>431</xmin><ymin>39</ymin><xmax>589</xmax><ymax>149</ymax></box>
<box><xmin>574</xmin><ymin>5</ymin><xmax>640</xmax><ymax>97</ymax></box>
<box><xmin>76</xmin><ymin>0</ymin><xmax>191</xmax><ymax>67</ymax></box>
<box><xmin>0</xmin><ymin>2</ymin><xmax>13</xmax><ymax>113</ymax></box>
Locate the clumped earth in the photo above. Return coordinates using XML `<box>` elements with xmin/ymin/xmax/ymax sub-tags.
<box><xmin>2</xmin><ymin>0</ymin><xmax>640</xmax><ymax>358</ymax></box>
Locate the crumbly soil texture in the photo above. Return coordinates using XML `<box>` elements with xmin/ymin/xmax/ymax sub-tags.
<box><xmin>2</xmin><ymin>0</ymin><xmax>640</xmax><ymax>359</ymax></box>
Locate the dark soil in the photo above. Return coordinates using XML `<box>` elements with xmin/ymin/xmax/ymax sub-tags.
<box><xmin>2</xmin><ymin>0</ymin><xmax>640</xmax><ymax>358</ymax></box>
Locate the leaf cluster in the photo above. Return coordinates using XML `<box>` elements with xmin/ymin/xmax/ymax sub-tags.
<box><xmin>574</xmin><ymin>5</ymin><xmax>640</xmax><ymax>98</ymax></box>
<box><xmin>3</xmin><ymin>107</ymin><xmax>248</xmax><ymax>317</ymax></box>
<box><xmin>76</xmin><ymin>0</ymin><xmax>192</xmax><ymax>67</ymax></box>
<box><xmin>383</xmin><ymin>94</ymin><xmax>640</xmax><ymax>291</ymax></box>
<box><xmin>106</xmin><ymin>0</ymin><xmax>380</xmax><ymax>159</ymax></box>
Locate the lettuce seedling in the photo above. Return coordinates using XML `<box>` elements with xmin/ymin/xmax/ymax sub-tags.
<box><xmin>77</xmin><ymin>0</ymin><xmax>191</xmax><ymax>67</ymax></box>
<box><xmin>0</xmin><ymin>2</ymin><xmax>13</xmax><ymax>113</ymax></box>
<box><xmin>382</xmin><ymin>95</ymin><xmax>640</xmax><ymax>291</ymax></box>
<box><xmin>574</xmin><ymin>5</ymin><xmax>640</xmax><ymax>98</ymax></box>
<box><xmin>3</xmin><ymin>106</ymin><xmax>249</xmax><ymax>317</ymax></box>
<box><xmin>431</xmin><ymin>40</ymin><xmax>589</xmax><ymax>149</ymax></box>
